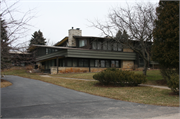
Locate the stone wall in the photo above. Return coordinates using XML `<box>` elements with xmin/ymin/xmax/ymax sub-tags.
<box><xmin>123</xmin><ymin>48</ymin><xmax>133</xmax><ymax>52</ymax></box>
<box><xmin>121</xmin><ymin>60</ymin><xmax>134</xmax><ymax>69</ymax></box>
<box><xmin>50</xmin><ymin>67</ymin><xmax>57</xmax><ymax>74</ymax></box>
<box><xmin>58</xmin><ymin>67</ymin><xmax>89</xmax><ymax>73</ymax></box>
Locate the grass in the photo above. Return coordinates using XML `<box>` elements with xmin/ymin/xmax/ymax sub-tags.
<box><xmin>1</xmin><ymin>79</ymin><xmax>12</xmax><ymax>88</ymax></box>
<box><xmin>52</xmin><ymin>70</ymin><xmax>165</xmax><ymax>85</ymax></box>
<box><xmin>52</xmin><ymin>72</ymin><xmax>97</xmax><ymax>80</ymax></box>
<box><xmin>2</xmin><ymin>68</ymin><xmax>179</xmax><ymax>107</ymax></box>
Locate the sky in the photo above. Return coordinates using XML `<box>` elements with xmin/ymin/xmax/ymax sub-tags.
<box><xmin>4</xmin><ymin>0</ymin><xmax>159</xmax><ymax>47</ymax></box>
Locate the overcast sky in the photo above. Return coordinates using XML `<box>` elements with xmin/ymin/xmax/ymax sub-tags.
<box><xmin>5</xmin><ymin>0</ymin><xmax>159</xmax><ymax>46</ymax></box>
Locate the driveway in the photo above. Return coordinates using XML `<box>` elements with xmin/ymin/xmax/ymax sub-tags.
<box><xmin>1</xmin><ymin>75</ymin><xmax>179</xmax><ymax>118</ymax></box>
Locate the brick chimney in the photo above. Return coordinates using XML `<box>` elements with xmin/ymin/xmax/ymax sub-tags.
<box><xmin>68</xmin><ymin>27</ymin><xmax>82</xmax><ymax>47</ymax></box>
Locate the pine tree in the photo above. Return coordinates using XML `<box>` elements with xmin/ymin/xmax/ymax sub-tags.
<box><xmin>29</xmin><ymin>30</ymin><xmax>46</xmax><ymax>46</ymax></box>
<box><xmin>115</xmin><ymin>30</ymin><xmax>129</xmax><ymax>42</ymax></box>
<box><xmin>152</xmin><ymin>1</ymin><xmax>179</xmax><ymax>93</ymax></box>
<box><xmin>1</xmin><ymin>19</ymin><xmax>12</xmax><ymax>69</ymax></box>
<box><xmin>152</xmin><ymin>1</ymin><xmax>179</xmax><ymax>70</ymax></box>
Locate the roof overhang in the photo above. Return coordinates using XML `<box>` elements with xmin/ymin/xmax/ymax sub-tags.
<box><xmin>54</xmin><ymin>37</ymin><xmax>68</xmax><ymax>46</ymax></box>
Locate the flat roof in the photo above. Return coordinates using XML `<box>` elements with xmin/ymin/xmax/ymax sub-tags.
<box><xmin>28</xmin><ymin>44</ymin><xmax>87</xmax><ymax>51</ymax></box>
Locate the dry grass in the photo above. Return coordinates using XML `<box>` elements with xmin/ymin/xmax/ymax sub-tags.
<box><xmin>1</xmin><ymin>79</ymin><xmax>12</xmax><ymax>88</ymax></box>
<box><xmin>2</xmin><ymin>69</ymin><xmax>179</xmax><ymax>107</ymax></box>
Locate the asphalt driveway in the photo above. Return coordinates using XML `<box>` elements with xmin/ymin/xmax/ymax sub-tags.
<box><xmin>1</xmin><ymin>75</ymin><xmax>179</xmax><ymax>118</ymax></box>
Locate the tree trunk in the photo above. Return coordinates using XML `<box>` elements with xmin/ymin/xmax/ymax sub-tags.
<box><xmin>143</xmin><ymin>60</ymin><xmax>148</xmax><ymax>75</ymax></box>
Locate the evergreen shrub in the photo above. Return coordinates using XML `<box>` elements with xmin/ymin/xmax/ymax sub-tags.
<box><xmin>160</xmin><ymin>68</ymin><xmax>179</xmax><ymax>94</ymax></box>
<box><xmin>93</xmin><ymin>68</ymin><xmax>146</xmax><ymax>86</ymax></box>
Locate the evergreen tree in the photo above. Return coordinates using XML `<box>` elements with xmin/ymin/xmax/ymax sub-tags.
<box><xmin>152</xmin><ymin>1</ymin><xmax>179</xmax><ymax>94</ymax></box>
<box><xmin>1</xmin><ymin>19</ymin><xmax>12</xmax><ymax>69</ymax></box>
<box><xmin>115</xmin><ymin>30</ymin><xmax>129</xmax><ymax>42</ymax></box>
<box><xmin>152</xmin><ymin>1</ymin><xmax>179</xmax><ymax>70</ymax></box>
<box><xmin>29</xmin><ymin>30</ymin><xmax>46</xmax><ymax>46</ymax></box>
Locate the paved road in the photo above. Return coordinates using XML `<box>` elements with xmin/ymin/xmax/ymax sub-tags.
<box><xmin>1</xmin><ymin>75</ymin><xmax>179</xmax><ymax>118</ymax></box>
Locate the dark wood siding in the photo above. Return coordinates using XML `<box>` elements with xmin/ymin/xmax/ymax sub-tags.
<box><xmin>36</xmin><ymin>50</ymin><xmax>67</xmax><ymax>61</ymax></box>
<box><xmin>67</xmin><ymin>49</ymin><xmax>136</xmax><ymax>60</ymax></box>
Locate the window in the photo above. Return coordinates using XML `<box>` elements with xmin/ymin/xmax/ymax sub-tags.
<box><xmin>101</xmin><ymin>60</ymin><xmax>105</xmax><ymax>67</ymax></box>
<box><xmin>48</xmin><ymin>48</ymin><xmax>52</xmax><ymax>54</ymax></box>
<box><xmin>67</xmin><ymin>59</ymin><xmax>72</xmax><ymax>67</ymax></box>
<box><xmin>113</xmin><ymin>43</ymin><xmax>117</xmax><ymax>51</ymax></box>
<box><xmin>78</xmin><ymin>59</ymin><xmax>89</xmax><ymax>67</ymax></box>
<box><xmin>139</xmin><ymin>57</ymin><xmax>144</xmax><ymax>67</ymax></box>
<box><xmin>90</xmin><ymin>60</ymin><xmax>95</xmax><ymax>67</ymax></box>
<box><xmin>97</xmin><ymin>41</ymin><xmax>101</xmax><ymax>50</ymax></box>
<box><xmin>118</xmin><ymin>43</ymin><xmax>122</xmax><ymax>51</ymax></box>
<box><xmin>105</xmin><ymin>60</ymin><xmax>110</xmax><ymax>67</ymax></box>
<box><xmin>111</xmin><ymin>60</ymin><xmax>115</xmax><ymax>67</ymax></box>
<box><xmin>108</xmin><ymin>42</ymin><xmax>112</xmax><ymax>51</ymax></box>
<box><xmin>73</xmin><ymin>59</ymin><xmax>77</xmax><ymax>67</ymax></box>
<box><xmin>59</xmin><ymin>59</ymin><xmax>65</xmax><ymax>67</ymax></box>
<box><xmin>116</xmin><ymin>60</ymin><xmax>119</xmax><ymax>67</ymax></box>
<box><xmin>79</xmin><ymin>40</ymin><xmax>86</xmax><ymax>47</ymax></box>
<box><xmin>103</xmin><ymin>41</ymin><xmax>107</xmax><ymax>50</ymax></box>
<box><xmin>79</xmin><ymin>59</ymin><xmax>83</xmax><ymax>67</ymax></box>
<box><xmin>95</xmin><ymin>60</ymin><xmax>99</xmax><ymax>67</ymax></box>
<box><xmin>52</xmin><ymin>49</ymin><xmax>55</xmax><ymax>53</ymax></box>
<box><xmin>46</xmin><ymin>48</ymin><xmax>48</xmax><ymax>54</ymax></box>
<box><xmin>92</xmin><ymin>41</ymin><xmax>96</xmax><ymax>49</ymax></box>
<box><xmin>84</xmin><ymin>59</ymin><xmax>88</xmax><ymax>67</ymax></box>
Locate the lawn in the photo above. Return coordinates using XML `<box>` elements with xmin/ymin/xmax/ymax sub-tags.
<box><xmin>1</xmin><ymin>69</ymin><xmax>179</xmax><ymax>107</ymax></box>
<box><xmin>52</xmin><ymin>70</ymin><xmax>165</xmax><ymax>85</ymax></box>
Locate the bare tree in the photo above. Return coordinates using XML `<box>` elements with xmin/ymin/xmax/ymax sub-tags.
<box><xmin>89</xmin><ymin>2</ymin><xmax>157</xmax><ymax>75</ymax></box>
<box><xmin>0</xmin><ymin>0</ymin><xmax>34</xmax><ymax>69</ymax></box>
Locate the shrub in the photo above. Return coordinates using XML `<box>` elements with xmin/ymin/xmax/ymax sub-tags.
<box><xmin>25</xmin><ymin>65</ymin><xmax>34</xmax><ymax>70</ymax></box>
<box><xmin>160</xmin><ymin>67</ymin><xmax>179</xmax><ymax>94</ymax></box>
<box><xmin>93</xmin><ymin>69</ymin><xmax>146</xmax><ymax>86</ymax></box>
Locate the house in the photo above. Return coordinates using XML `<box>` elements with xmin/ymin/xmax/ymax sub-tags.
<box><xmin>9</xmin><ymin>51</ymin><xmax>33</xmax><ymax>67</ymax></box>
<box><xmin>28</xmin><ymin>27</ymin><xmax>156</xmax><ymax>74</ymax></box>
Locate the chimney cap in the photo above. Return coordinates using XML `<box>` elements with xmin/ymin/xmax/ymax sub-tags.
<box><xmin>76</xmin><ymin>28</ymin><xmax>80</xmax><ymax>30</ymax></box>
<box><xmin>72</xmin><ymin>27</ymin><xmax>74</xmax><ymax>29</ymax></box>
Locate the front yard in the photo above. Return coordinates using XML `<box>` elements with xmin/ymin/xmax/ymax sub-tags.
<box><xmin>52</xmin><ymin>69</ymin><xmax>165</xmax><ymax>86</ymax></box>
<box><xmin>1</xmin><ymin>68</ymin><xmax>179</xmax><ymax>107</ymax></box>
